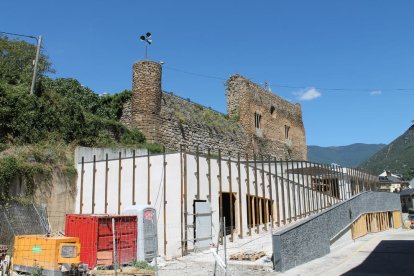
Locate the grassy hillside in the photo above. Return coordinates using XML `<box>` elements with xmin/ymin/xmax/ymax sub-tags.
<box><xmin>307</xmin><ymin>143</ymin><xmax>386</xmax><ymax>167</ymax></box>
<box><xmin>359</xmin><ymin>125</ymin><xmax>414</xmax><ymax>180</ymax></box>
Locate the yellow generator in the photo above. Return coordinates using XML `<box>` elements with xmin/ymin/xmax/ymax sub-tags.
<box><xmin>12</xmin><ymin>235</ymin><xmax>84</xmax><ymax>275</ymax></box>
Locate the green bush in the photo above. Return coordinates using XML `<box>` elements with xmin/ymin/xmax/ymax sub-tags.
<box><xmin>0</xmin><ymin>156</ymin><xmax>19</xmax><ymax>202</ymax></box>
<box><xmin>121</xmin><ymin>129</ymin><xmax>146</xmax><ymax>146</ymax></box>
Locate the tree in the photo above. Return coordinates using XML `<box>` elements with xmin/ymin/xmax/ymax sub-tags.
<box><xmin>0</xmin><ymin>35</ymin><xmax>53</xmax><ymax>88</ymax></box>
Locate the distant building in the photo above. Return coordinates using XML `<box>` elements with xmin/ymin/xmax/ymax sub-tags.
<box><xmin>377</xmin><ymin>171</ymin><xmax>409</xmax><ymax>193</ymax></box>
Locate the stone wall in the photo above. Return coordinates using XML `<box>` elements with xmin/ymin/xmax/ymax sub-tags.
<box><xmin>158</xmin><ymin>93</ymin><xmax>247</xmax><ymax>154</ymax></box>
<box><xmin>272</xmin><ymin>191</ymin><xmax>401</xmax><ymax>272</ymax></box>
<box><xmin>121</xmin><ymin>60</ymin><xmax>308</xmax><ymax>159</ymax></box>
<box><xmin>131</xmin><ymin>61</ymin><xmax>162</xmax><ymax>143</ymax></box>
<box><xmin>227</xmin><ymin>75</ymin><xmax>307</xmax><ymax>160</ymax></box>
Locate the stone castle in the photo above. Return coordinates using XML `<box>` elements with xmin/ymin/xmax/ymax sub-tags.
<box><xmin>121</xmin><ymin>60</ymin><xmax>307</xmax><ymax>160</ymax></box>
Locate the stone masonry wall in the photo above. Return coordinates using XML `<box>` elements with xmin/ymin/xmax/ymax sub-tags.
<box><xmin>121</xmin><ymin>60</ymin><xmax>307</xmax><ymax>159</ymax></box>
<box><xmin>227</xmin><ymin>75</ymin><xmax>307</xmax><ymax>160</ymax></box>
<box><xmin>158</xmin><ymin>93</ymin><xmax>247</xmax><ymax>154</ymax></box>
<box><xmin>130</xmin><ymin>61</ymin><xmax>162</xmax><ymax>143</ymax></box>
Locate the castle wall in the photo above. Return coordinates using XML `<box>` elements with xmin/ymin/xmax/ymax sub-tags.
<box><xmin>122</xmin><ymin>60</ymin><xmax>307</xmax><ymax>160</ymax></box>
<box><xmin>227</xmin><ymin>75</ymin><xmax>307</xmax><ymax>160</ymax></box>
<box><xmin>130</xmin><ymin>61</ymin><xmax>162</xmax><ymax>143</ymax></box>
<box><xmin>158</xmin><ymin>93</ymin><xmax>247</xmax><ymax>154</ymax></box>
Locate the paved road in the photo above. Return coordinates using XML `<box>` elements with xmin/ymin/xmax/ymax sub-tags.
<box><xmin>281</xmin><ymin>228</ymin><xmax>414</xmax><ymax>276</ymax></box>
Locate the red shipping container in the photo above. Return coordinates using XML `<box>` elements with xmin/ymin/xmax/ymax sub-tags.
<box><xmin>65</xmin><ymin>214</ymin><xmax>137</xmax><ymax>268</ymax></box>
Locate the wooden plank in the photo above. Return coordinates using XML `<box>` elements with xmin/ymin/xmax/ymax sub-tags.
<box><xmin>393</xmin><ymin>211</ymin><xmax>402</xmax><ymax>228</ymax></box>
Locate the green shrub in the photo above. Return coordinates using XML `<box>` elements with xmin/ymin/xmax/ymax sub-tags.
<box><xmin>121</xmin><ymin>129</ymin><xmax>146</xmax><ymax>146</ymax></box>
<box><xmin>0</xmin><ymin>156</ymin><xmax>19</xmax><ymax>202</ymax></box>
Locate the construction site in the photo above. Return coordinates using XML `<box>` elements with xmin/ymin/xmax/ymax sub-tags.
<box><xmin>0</xmin><ymin>59</ymin><xmax>405</xmax><ymax>275</ymax></box>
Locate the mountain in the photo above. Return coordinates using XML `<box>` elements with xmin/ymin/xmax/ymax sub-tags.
<box><xmin>359</xmin><ymin>125</ymin><xmax>414</xmax><ymax>180</ymax></box>
<box><xmin>307</xmin><ymin>143</ymin><xmax>386</xmax><ymax>167</ymax></box>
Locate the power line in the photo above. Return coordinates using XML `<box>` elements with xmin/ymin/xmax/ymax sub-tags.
<box><xmin>164</xmin><ymin>65</ymin><xmax>414</xmax><ymax>92</ymax></box>
<box><xmin>0</xmin><ymin>31</ymin><xmax>38</xmax><ymax>41</ymax></box>
<box><xmin>164</xmin><ymin>66</ymin><xmax>226</xmax><ymax>81</ymax></box>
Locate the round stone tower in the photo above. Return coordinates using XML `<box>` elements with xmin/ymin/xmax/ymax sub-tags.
<box><xmin>131</xmin><ymin>60</ymin><xmax>162</xmax><ymax>143</ymax></box>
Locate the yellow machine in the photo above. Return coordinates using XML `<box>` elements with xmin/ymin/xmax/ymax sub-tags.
<box><xmin>12</xmin><ymin>235</ymin><xmax>82</xmax><ymax>276</ymax></box>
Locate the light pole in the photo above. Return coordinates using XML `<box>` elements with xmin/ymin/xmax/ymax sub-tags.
<box><xmin>30</xmin><ymin>35</ymin><xmax>42</xmax><ymax>95</ymax></box>
<box><xmin>0</xmin><ymin>31</ymin><xmax>42</xmax><ymax>95</ymax></box>
<box><xmin>139</xmin><ymin>32</ymin><xmax>152</xmax><ymax>59</ymax></box>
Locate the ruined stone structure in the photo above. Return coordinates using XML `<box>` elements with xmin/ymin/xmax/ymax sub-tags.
<box><xmin>121</xmin><ymin>60</ymin><xmax>307</xmax><ymax>160</ymax></box>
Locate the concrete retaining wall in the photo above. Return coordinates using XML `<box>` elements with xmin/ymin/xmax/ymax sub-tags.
<box><xmin>272</xmin><ymin>191</ymin><xmax>401</xmax><ymax>272</ymax></box>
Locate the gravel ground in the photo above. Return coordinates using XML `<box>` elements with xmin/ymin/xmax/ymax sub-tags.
<box><xmin>157</xmin><ymin>230</ymin><xmax>276</xmax><ymax>275</ymax></box>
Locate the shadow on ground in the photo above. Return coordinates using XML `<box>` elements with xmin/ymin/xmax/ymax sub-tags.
<box><xmin>343</xmin><ymin>240</ymin><xmax>414</xmax><ymax>275</ymax></box>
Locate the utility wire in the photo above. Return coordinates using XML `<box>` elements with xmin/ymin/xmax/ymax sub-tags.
<box><xmin>164</xmin><ymin>66</ymin><xmax>226</xmax><ymax>81</ymax></box>
<box><xmin>0</xmin><ymin>31</ymin><xmax>38</xmax><ymax>41</ymax></box>
<box><xmin>164</xmin><ymin>65</ymin><xmax>414</xmax><ymax>92</ymax></box>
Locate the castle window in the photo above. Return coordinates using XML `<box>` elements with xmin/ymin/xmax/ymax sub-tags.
<box><xmin>284</xmin><ymin>125</ymin><xmax>290</xmax><ymax>139</ymax></box>
<box><xmin>270</xmin><ymin>105</ymin><xmax>275</xmax><ymax>115</ymax></box>
<box><xmin>255</xmin><ymin>112</ymin><xmax>262</xmax><ymax>129</ymax></box>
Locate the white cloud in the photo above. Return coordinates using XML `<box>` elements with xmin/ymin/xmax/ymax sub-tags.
<box><xmin>370</xmin><ymin>90</ymin><xmax>382</xmax><ymax>96</ymax></box>
<box><xmin>294</xmin><ymin>87</ymin><xmax>321</xmax><ymax>101</ymax></box>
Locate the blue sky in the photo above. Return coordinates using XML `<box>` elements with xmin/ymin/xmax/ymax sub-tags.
<box><xmin>1</xmin><ymin>0</ymin><xmax>413</xmax><ymax>146</ymax></box>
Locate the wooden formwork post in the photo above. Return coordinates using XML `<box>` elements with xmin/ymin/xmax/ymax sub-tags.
<box><xmin>295</xmin><ymin>161</ymin><xmax>302</xmax><ymax>218</ymax></box>
<box><xmin>80</xmin><ymin>156</ymin><xmax>84</xmax><ymax>214</ymax></box>
<box><xmin>132</xmin><ymin>150</ymin><xmax>136</xmax><ymax>205</ymax></box>
<box><xmin>338</xmin><ymin>165</ymin><xmax>345</xmax><ymax>201</ymax></box>
<box><xmin>227</xmin><ymin>152</ymin><xmax>234</xmax><ymax>241</ymax></box>
<box><xmin>147</xmin><ymin>151</ymin><xmax>151</xmax><ymax>205</ymax></box>
<box><xmin>328</xmin><ymin>164</ymin><xmax>334</xmax><ymax>206</ymax></box>
<box><xmin>323</xmin><ymin>163</ymin><xmax>329</xmax><ymax>208</ymax></box>
<box><xmin>237</xmin><ymin>153</ymin><xmax>243</xmax><ymax>239</ymax></box>
<box><xmin>290</xmin><ymin>160</ymin><xmax>295</xmax><ymax>219</ymax></box>
<box><xmin>163</xmin><ymin>146</ymin><xmax>167</xmax><ymax>256</ymax></box>
<box><xmin>285</xmin><ymin>159</ymin><xmax>292</xmax><ymax>222</ymax></box>
<box><xmin>245</xmin><ymin>153</ymin><xmax>252</xmax><ymax>236</ymax></box>
<box><xmin>105</xmin><ymin>154</ymin><xmax>109</xmax><ymax>213</ymax></box>
<box><xmin>253</xmin><ymin>154</ymin><xmax>260</xmax><ymax>233</ymax></box>
<box><xmin>218</xmin><ymin>149</ymin><xmax>223</xmax><ymax>224</ymax></box>
<box><xmin>324</xmin><ymin>163</ymin><xmax>330</xmax><ymax>208</ymax></box>
<box><xmin>300</xmin><ymin>161</ymin><xmax>307</xmax><ymax>216</ymax></box>
<box><xmin>180</xmin><ymin>145</ymin><xmax>184</xmax><ymax>256</ymax></box>
<box><xmin>92</xmin><ymin>155</ymin><xmax>96</xmax><ymax>214</ymax></box>
<box><xmin>350</xmin><ymin>168</ymin><xmax>355</xmax><ymax>196</ymax></box>
<box><xmin>280</xmin><ymin>159</ymin><xmax>287</xmax><ymax>224</ymax></box>
<box><xmin>196</xmin><ymin>145</ymin><xmax>200</xmax><ymax>200</ymax></box>
<box><xmin>207</xmin><ymin>148</ymin><xmax>212</xmax><ymax>201</ymax></box>
<box><xmin>267</xmin><ymin>156</ymin><xmax>274</xmax><ymax>227</ymax></box>
<box><xmin>356</xmin><ymin>169</ymin><xmax>361</xmax><ymax>194</ymax></box>
<box><xmin>260</xmin><ymin>155</ymin><xmax>267</xmax><ymax>231</ymax></box>
<box><xmin>291</xmin><ymin>160</ymin><xmax>298</xmax><ymax>220</ymax></box>
<box><xmin>316</xmin><ymin>163</ymin><xmax>322</xmax><ymax>211</ymax></box>
<box><xmin>118</xmin><ymin>152</ymin><xmax>122</xmax><ymax>215</ymax></box>
<box><xmin>319</xmin><ymin>163</ymin><xmax>325</xmax><ymax>209</ymax></box>
<box><xmin>304</xmin><ymin>162</ymin><xmax>311</xmax><ymax>215</ymax></box>
<box><xmin>338</xmin><ymin>166</ymin><xmax>346</xmax><ymax>201</ymax></box>
<box><xmin>364</xmin><ymin>171</ymin><xmax>369</xmax><ymax>192</ymax></box>
<box><xmin>312</xmin><ymin>163</ymin><xmax>321</xmax><ymax>212</ymax></box>
<box><xmin>360</xmin><ymin>170</ymin><xmax>365</xmax><ymax>192</ymax></box>
<box><xmin>183</xmin><ymin>146</ymin><xmax>188</xmax><ymax>254</ymax></box>
<box><xmin>273</xmin><ymin>157</ymin><xmax>280</xmax><ymax>227</ymax></box>
<box><xmin>355</xmin><ymin>169</ymin><xmax>360</xmax><ymax>193</ymax></box>
<box><xmin>309</xmin><ymin>162</ymin><xmax>315</xmax><ymax>212</ymax></box>
<box><xmin>333</xmin><ymin>165</ymin><xmax>339</xmax><ymax>203</ymax></box>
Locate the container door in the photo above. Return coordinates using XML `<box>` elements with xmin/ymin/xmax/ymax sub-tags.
<box><xmin>194</xmin><ymin>201</ymin><xmax>212</xmax><ymax>250</ymax></box>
